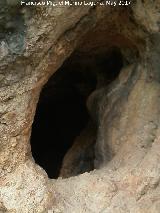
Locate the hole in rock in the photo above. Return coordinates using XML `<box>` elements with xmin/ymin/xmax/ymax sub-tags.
<box><xmin>30</xmin><ymin>48</ymin><xmax>123</xmax><ymax>178</ymax></box>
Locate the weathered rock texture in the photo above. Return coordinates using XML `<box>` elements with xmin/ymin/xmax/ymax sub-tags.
<box><xmin>0</xmin><ymin>0</ymin><xmax>160</xmax><ymax>212</ymax></box>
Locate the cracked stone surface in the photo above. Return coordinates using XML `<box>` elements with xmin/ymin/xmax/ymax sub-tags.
<box><xmin>0</xmin><ymin>0</ymin><xmax>160</xmax><ymax>212</ymax></box>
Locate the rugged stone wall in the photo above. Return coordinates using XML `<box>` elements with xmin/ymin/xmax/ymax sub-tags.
<box><xmin>0</xmin><ymin>0</ymin><xmax>160</xmax><ymax>212</ymax></box>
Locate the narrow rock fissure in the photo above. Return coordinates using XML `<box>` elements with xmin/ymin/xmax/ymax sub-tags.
<box><xmin>30</xmin><ymin>48</ymin><xmax>123</xmax><ymax>179</ymax></box>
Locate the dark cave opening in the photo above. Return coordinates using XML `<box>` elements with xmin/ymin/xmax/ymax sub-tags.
<box><xmin>30</xmin><ymin>48</ymin><xmax>123</xmax><ymax>179</ymax></box>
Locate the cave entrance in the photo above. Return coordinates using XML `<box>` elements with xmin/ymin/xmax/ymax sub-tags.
<box><xmin>30</xmin><ymin>48</ymin><xmax>123</xmax><ymax>179</ymax></box>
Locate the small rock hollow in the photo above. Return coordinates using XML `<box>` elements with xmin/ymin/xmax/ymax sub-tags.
<box><xmin>30</xmin><ymin>47</ymin><xmax>123</xmax><ymax>178</ymax></box>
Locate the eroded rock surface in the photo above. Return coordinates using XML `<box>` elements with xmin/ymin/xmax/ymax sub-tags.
<box><xmin>0</xmin><ymin>0</ymin><xmax>160</xmax><ymax>212</ymax></box>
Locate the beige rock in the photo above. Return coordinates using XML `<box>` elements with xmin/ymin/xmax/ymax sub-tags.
<box><xmin>0</xmin><ymin>0</ymin><xmax>160</xmax><ymax>212</ymax></box>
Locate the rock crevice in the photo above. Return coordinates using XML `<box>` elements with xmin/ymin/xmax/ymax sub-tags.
<box><xmin>0</xmin><ymin>0</ymin><xmax>160</xmax><ymax>212</ymax></box>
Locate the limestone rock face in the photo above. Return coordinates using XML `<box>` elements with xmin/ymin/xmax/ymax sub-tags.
<box><xmin>0</xmin><ymin>0</ymin><xmax>160</xmax><ymax>212</ymax></box>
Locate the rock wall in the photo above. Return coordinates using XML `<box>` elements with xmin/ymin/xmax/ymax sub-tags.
<box><xmin>0</xmin><ymin>0</ymin><xmax>160</xmax><ymax>212</ymax></box>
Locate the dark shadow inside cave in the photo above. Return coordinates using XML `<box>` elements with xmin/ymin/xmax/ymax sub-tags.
<box><xmin>30</xmin><ymin>48</ymin><xmax>123</xmax><ymax>178</ymax></box>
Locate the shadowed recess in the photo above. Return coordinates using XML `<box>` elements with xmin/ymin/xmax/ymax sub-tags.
<box><xmin>30</xmin><ymin>48</ymin><xmax>123</xmax><ymax>178</ymax></box>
